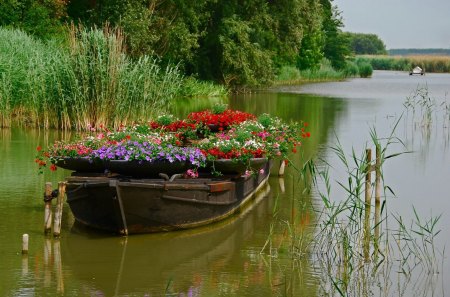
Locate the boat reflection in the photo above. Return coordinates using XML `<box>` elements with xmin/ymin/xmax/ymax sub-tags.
<box><xmin>61</xmin><ymin>182</ymin><xmax>273</xmax><ymax>296</ymax></box>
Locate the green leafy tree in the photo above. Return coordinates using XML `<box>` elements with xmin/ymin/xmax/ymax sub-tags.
<box><xmin>320</xmin><ymin>0</ymin><xmax>350</xmax><ymax>70</ymax></box>
<box><xmin>0</xmin><ymin>0</ymin><xmax>68</xmax><ymax>40</ymax></box>
<box><xmin>344</xmin><ymin>32</ymin><xmax>387</xmax><ymax>55</ymax></box>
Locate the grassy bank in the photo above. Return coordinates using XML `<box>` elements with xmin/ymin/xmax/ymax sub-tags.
<box><xmin>0</xmin><ymin>26</ymin><xmax>227</xmax><ymax>130</ymax></box>
<box><xmin>358</xmin><ymin>55</ymin><xmax>450</xmax><ymax>73</ymax></box>
<box><xmin>274</xmin><ymin>58</ymin><xmax>373</xmax><ymax>86</ymax></box>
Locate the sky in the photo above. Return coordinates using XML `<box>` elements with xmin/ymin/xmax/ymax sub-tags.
<box><xmin>332</xmin><ymin>0</ymin><xmax>450</xmax><ymax>49</ymax></box>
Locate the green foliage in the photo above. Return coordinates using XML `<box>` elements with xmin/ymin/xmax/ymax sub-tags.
<box><xmin>156</xmin><ymin>114</ymin><xmax>176</xmax><ymax>125</ymax></box>
<box><xmin>218</xmin><ymin>16</ymin><xmax>275</xmax><ymax>87</ymax></box>
<box><xmin>1</xmin><ymin>0</ymin><xmax>354</xmax><ymax>88</ymax></box>
<box><xmin>257</xmin><ymin>113</ymin><xmax>273</xmax><ymax>128</ymax></box>
<box><xmin>297</xmin><ymin>31</ymin><xmax>325</xmax><ymax>70</ymax></box>
<box><xmin>178</xmin><ymin>77</ymin><xmax>228</xmax><ymax>98</ymax></box>
<box><xmin>344</xmin><ymin>32</ymin><xmax>387</xmax><ymax>55</ymax></box>
<box><xmin>276</xmin><ymin>66</ymin><xmax>302</xmax><ymax>82</ymax></box>
<box><xmin>320</xmin><ymin>0</ymin><xmax>350</xmax><ymax>70</ymax></box>
<box><xmin>342</xmin><ymin>60</ymin><xmax>359</xmax><ymax>77</ymax></box>
<box><xmin>0</xmin><ymin>0</ymin><xmax>68</xmax><ymax>40</ymax></box>
<box><xmin>0</xmin><ymin>27</ymin><xmax>224</xmax><ymax>129</ymax></box>
<box><xmin>389</xmin><ymin>48</ymin><xmax>450</xmax><ymax>56</ymax></box>
<box><xmin>211</xmin><ymin>103</ymin><xmax>228</xmax><ymax>114</ymax></box>
<box><xmin>65</xmin><ymin>0</ymin><xmax>321</xmax><ymax>88</ymax></box>
<box><xmin>300</xmin><ymin>58</ymin><xmax>346</xmax><ymax>80</ymax></box>
<box><xmin>361</xmin><ymin>55</ymin><xmax>450</xmax><ymax>73</ymax></box>
<box><xmin>356</xmin><ymin>60</ymin><xmax>373</xmax><ymax>78</ymax></box>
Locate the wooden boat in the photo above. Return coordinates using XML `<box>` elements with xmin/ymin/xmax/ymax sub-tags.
<box><xmin>64</xmin><ymin>160</ymin><xmax>272</xmax><ymax>235</ymax></box>
<box><xmin>61</xmin><ymin>182</ymin><xmax>272</xmax><ymax>295</ymax></box>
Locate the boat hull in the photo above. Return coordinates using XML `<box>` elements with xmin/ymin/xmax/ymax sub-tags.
<box><xmin>65</xmin><ymin>161</ymin><xmax>272</xmax><ymax>234</ymax></box>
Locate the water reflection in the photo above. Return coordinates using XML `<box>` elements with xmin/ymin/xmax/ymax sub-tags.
<box><xmin>59</xmin><ymin>182</ymin><xmax>287</xmax><ymax>296</ymax></box>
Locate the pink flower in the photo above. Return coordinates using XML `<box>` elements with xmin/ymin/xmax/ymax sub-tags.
<box><xmin>185</xmin><ymin>169</ymin><xmax>198</xmax><ymax>178</ymax></box>
<box><xmin>259</xmin><ymin>169</ymin><xmax>265</xmax><ymax>174</ymax></box>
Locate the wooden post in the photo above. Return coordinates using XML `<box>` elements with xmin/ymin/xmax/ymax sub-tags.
<box><xmin>364</xmin><ymin>149</ymin><xmax>372</xmax><ymax>206</ymax></box>
<box><xmin>374</xmin><ymin>145</ymin><xmax>382</xmax><ymax>256</ymax></box>
<box><xmin>363</xmin><ymin>149</ymin><xmax>372</xmax><ymax>262</ymax></box>
<box><xmin>22</xmin><ymin>234</ymin><xmax>29</xmax><ymax>254</ymax></box>
<box><xmin>44</xmin><ymin>182</ymin><xmax>53</xmax><ymax>234</ymax></box>
<box><xmin>53</xmin><ymin>182</ymin><xmax>66</xmax><ymax>238</ymax></box>
<box><xmin>278</xmin><ymin>160</ymin><xmax>286</xmax><ymax>176</ymax></box>
<box><xmin>375</xmin><ymin>145</ymin><xmax>381</xmax><ymax>204</ymax></box>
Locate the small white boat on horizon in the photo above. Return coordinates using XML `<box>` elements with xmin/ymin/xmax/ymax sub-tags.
<box><xmin>409</xmin><ymin>66</ymin><xmax>425</xmax><ymax>75</ymax></box>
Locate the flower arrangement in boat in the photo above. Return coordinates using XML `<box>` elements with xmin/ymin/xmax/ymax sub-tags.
<box><xmin>36</xmin><ymin>106</ymin><xmax>310</xmax><ymax>177</ymax></box>
<box><xmin>187</xmin><ymin>104</ymin><xmax>255</xmax><ymax>133</ymax></box>
<box><xmin>92</xmin><ymin>141</ymin><xmax>205</xmax><ymax>167</ymax></box>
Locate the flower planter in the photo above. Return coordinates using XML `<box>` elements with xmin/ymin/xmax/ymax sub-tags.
<box><xmin>55</xmin><ymin>157</ymin><xmax>107</xmax><ymax>173</ymax></box>
<box><xmin>108</xmin><ymin>160</ymin><xmax>189</xmax><ymax>177</ymax></box>
<box><xmin>207</xmin><ymin>158</ymin><xmax>268</xmax><ymax>175</ymax></box>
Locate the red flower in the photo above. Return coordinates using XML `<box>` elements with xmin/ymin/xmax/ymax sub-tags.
<box><xmin>187</xmin><ymin>109</ymin><xmax>255</xmax><ymax>130</ymax></box>
<box><xmin>36</xmin><ymin>146</ymin><xmax>42</xmax><ymax>152</ymax></box>
<box><xmin>49</xmin><ymin>164</ymin><xmax>57</xmax><ymax>171</ymax></box>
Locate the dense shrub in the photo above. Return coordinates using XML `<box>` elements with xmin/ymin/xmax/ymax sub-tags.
<box><xmin>342</xmin><ymin>60</ymin><xmax>359</xmax><ymax>77</ymax></box>
<box><xmin>358</xmin><ymin>62</ymin><xmax>373</xmax><ymax>78</ymax></box>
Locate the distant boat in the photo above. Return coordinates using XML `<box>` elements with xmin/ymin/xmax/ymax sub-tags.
<box><xmin>409</xmin><ymin>66</ymin><xmax>425</xmax><ymax>75</ymax></box>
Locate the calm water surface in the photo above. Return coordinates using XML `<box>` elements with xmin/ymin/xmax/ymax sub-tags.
<box><xmin>0</xmin><ymin>71</ymin><xmax>449</xmax><ymax>296</ymax></box>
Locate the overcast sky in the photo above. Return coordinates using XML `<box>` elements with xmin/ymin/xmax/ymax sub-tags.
<box><xmin>332</xmin><ymin>0</ymin><xmax>450</xmax><ymax>49</ymax></box>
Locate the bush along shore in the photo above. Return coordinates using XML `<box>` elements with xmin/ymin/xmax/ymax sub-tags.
<box><xmin>0</xmin><ymin>26</ymin><xmax>227</xmax><ymax>130</ymax></box>
<box><xmin>35</xmin><ymin>105</ymin><xmax>310</xmax><ymax>177</ymax></box>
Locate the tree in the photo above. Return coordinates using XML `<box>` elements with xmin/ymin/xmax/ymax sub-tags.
<box><xmin>344</xmin><ymin>32</ymin><xmax>387</xmax><ymax>55</ymax></box>
<box><xmin>320</xmin><ymin>0</ymin><xmax>350</xmax><ymax>69</ymax></box>
<box><xmin>0</xmin><ymin>0</ymin><xmax>68</xmax><ymax>40</ymax></box>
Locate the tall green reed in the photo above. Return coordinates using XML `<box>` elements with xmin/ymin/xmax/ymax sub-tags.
<box><xmin>0</xmin><ymin>26</ymin><xmax>226</xmax><ymax>130</ymax></box>
<box><xmin>260</xmin><ymin>118</ymin><xmax>444</xmax><ymax>296</ymax></box>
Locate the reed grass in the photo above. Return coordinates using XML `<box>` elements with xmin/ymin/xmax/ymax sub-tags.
<box><xmin>260</xmin><ymin>118</ymin><xmax>445</xmax><ymax>296</ymax></box>
<box><xmin>0</xmin><ymin>26</ymin><xmax>227</xmax><ymax>130</ymax></box>
<box><xmin>359</xmin><ymin>55</ymin><xmax>450</xmax><ymax>73</ymax></box>
<box><xmin>274</xmin><ymin>59</ymin><xmax>347</xmax><ymax>86</ymax></box>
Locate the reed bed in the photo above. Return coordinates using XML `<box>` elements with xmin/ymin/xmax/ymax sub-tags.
<box><xmin>359</xmin><ymin>55</ymin><xmax>450</xmax><ymax>73</ymax></box>
<box><xmin>274</xmin><ymin>59</ymin><xmax>348</xmax><ymax>86</ymax></box>
<box><xmin>260</xmin><ymin>119</ymin><xmax>445</xmax><ymax>296</ymax></box>
<box><xmin>0</xmin><ymin>26</ymin><xmax>226</xmax><ymax>130</ymax></box>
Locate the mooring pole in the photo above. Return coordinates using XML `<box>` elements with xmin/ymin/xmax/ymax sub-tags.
<box><xmin>22</xmin><ymin>234</ymin><xmax>29</xmax><ymax>254</ymax></box>
<box><xmin>365</xmin><ymin>149</ymin><xmax>372</xmax><ymax>206</ymax></box>
<box><xmin>375</xmin><ymin>145</ymin><xmax>381</xmax><ymax>204</ymax></box>
<box><xmin>374</xmin><ymin>144</ymin><xmax>382</xmax><ymax>255</ymax></box>
<box><xmin>363</xmin><ymin>149</ymin><xmax>372</xmax><ymax>262</ymax></box>
<box><xmin>44</xmin><ymin>182</ymin><xmax>53</xmax><ymax>234</ymax></box>
<box><xmin>53</xmin><ymin>182</ymin><xmax>66</xmax><ymax>238</ymax></box>
<box><xmin>278</xmin><ymin>160</ymin><xmax>286</xmax><ymax>176</ymax></box>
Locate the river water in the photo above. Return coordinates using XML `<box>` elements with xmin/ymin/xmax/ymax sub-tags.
<box><xmin>0</xmin><ymin>71</ymin><xmax>448</xmax><ymax>296</ymax></box>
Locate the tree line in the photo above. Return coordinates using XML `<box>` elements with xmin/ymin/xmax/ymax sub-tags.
<box><xmin>0</xmin><ymin>0</ymin><xmax>386</xmax><ymax>87</ymax></box>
